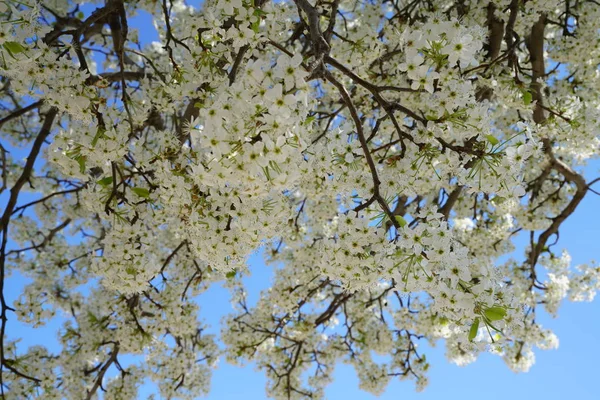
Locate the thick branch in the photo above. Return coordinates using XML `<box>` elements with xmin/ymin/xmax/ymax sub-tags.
<box><xmin>0</xmin><ymin>101</ymin><xmax>43</xmax><ymax>129</ymax></box>
<box><xmin>84</xmin><ymin>343</ymin><xmax>120</xmax><ymax>400</ymax></box>
<box><xmin>527</xmin><ymin>14</ymin><xmax>547</xmax><ymax>124</ymax></box>
<box><xmin>0</xmin><ymin>108</ymin><xmax>58</xmax><ymax>392</ymax></box>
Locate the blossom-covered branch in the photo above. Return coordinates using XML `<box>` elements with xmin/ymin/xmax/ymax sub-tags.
<box><xmin>1</xmin><ymin>0</ymin><xmax>600</xmax><ymax>398</ymax></box>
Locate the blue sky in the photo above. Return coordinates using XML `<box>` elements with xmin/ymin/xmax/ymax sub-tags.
<box><xmin>3</xmin><ymin>2</ymin><xmax>600</xmax><ymax>399</ymax></box>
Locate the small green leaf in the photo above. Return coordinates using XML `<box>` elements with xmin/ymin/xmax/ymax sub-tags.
<box><xmin>485</xmin><ymin>135</ymin><xmax>499</xmax><ymax>146</ymax></box>
<box><xmin>87</xmin><ymin>311</ymin><xmax>99</xmax><ymax>324</ymax></box>
<box><xmin>77</xmin><ymin>11</ymin><xmax>85</xmax><ymax>20</ymax></box>
<box><xmin>74</xmin><ymin>155</ymin><xmax>86</xmax><ymax>173</ymax></box>
<box><xmin>97</xmin><ymin>176</ymin><xmax>113</xmax><ymax>186</ymax></box>
<box><xmin>469</xmin><ymin>317</ymin><xmax>480</xmax><ymax>342</ymax></box>
<box><xmin>523</xmin><ymin>91</ymin><xmax>533</xmax><ymax>105</ymax></box>
<box><xmin>492</xmin><ymin>196</ymin><xmax>506</xmax><ymax>205</ymax></box>
<box><xmin>395</xmin><ymin>215</ymin><xmax>408</xmax><ymax>228</ymax></box>
<box><xmin>91</xmin><ymin>128</ymin><xmax>106</xmax><ymax>147</ymax></box>
<box><xmin>131</xmin><ymin>187</ymin><xmax>150</xmax><ymax>198</ymax></box>
<box><xmin>3</xmin><ymin>41</ymin><xmax>26</xmax><ymax>55</ymax></box>
<box><xmin>262</xmin><ymin>166</ymin><xmax>272</xmax><ymax>181</ymax></box>
<box><xmin>251</xmin><ymin>20</ymin><xmax>260</xmax><ymax>34</ymax></box>
<box><xmin>484</xmin><ymin>306</ymin><xmax>507</xmax><ymax>322</ymax></box>
<box><xmin>226</xmin><ymin>270</ymin><xmax>236</xmax><ymax>279</ymax></box>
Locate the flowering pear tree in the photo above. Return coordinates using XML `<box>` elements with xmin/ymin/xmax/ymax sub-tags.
<box><xmin>1</xmin><ymin>0</ymin><xmax>600</xmax><ymax>398</ymax></box>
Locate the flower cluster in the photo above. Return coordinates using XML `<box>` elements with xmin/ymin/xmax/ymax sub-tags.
<box><xmin>1</xmin><ymin>0</ymin><xmax>600</xmax><ymax>399</ymax></box>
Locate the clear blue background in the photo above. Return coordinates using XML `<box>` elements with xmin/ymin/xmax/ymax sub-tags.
<box><xmin>3</xmin><ymin>3</ymin><xmax>600</xmax><ymax>399</ymax></box>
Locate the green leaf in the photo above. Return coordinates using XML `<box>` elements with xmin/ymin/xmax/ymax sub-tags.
<box><xmin>3</xmin><ymin>41</ymin><xmax>26</xmax><ymax>56</ymax></box>
<box><xmin>251</xmin><ymin>20</ymin><xmax>260</xmax><ymax>34</ymax></box>
<box><xmin>97</xmin><ymin>176</ymin><xmax>113</xmax><ymax>186</ymax></box>
<box><xmin>91</xmin><ymin>128</ymin><xmax>106</xmax><ymax>147</ymax></box>
<box><xmin>62</xmin><ymin>327</ymin><xmax>78</xmax><ymax>340</ymax></box>
<box><xmin>76</xmin><ymin>11</ymin><xmax>85</xmax><ymax>20</ymax></box>
<box><xmin>131</xmin><ymin>187</ymin><xmax>150</xmax><ymax>198</ymax></box>
<box><xmin>395</xmin><ymin>215</ymin><xmax>408</xmax><ymax>228</ymax></box>
<box><xmin>87</xmin><ymin>311</ymin><xmax>99</xmax><ymax>325</ymax></box>
<box><xmin>492</xmin><ymin>196</ymin><xmax>506</xmax><ymax>205</ymax></box>
<box><xmin>262</xmin><ymin>166</ymin><xmax>272</xmax><ymax>181</ymax></box>
<box><xmin>484</xmin><ymin>306</ymin><xmax>506</xmax><ymax>322</ymax></box>
<box><xmin>226</xmin><ymin>270</ymin><xmax>236</xmax><ymax>279</ymax></box>
<box><xmin>468</xmin><ymin>317</ymin><xmax>479</xmax><ymax>342</ymax></box>
<box><xmin>523</xmin><ymin>91</ymin><xmax>532</xmax><ymax>105</ymax></box>
<box><xmin>74</xmin><ymin>155</ymin><xmax>86</xmax><ymax>174</ymax></box>
<box><xmin>485</xmin><ymin>135</ymin><xmax>499</xmax><ymax>146</ymax></box>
